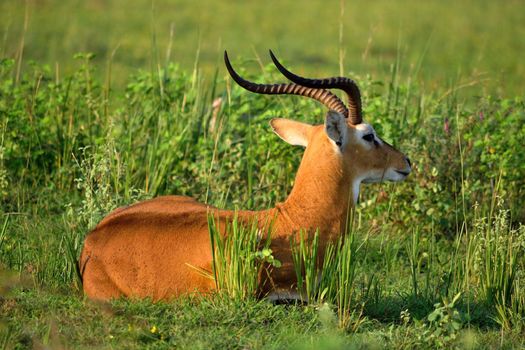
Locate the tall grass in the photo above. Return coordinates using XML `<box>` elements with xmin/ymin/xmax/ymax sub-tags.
<box><xmin>291</xmin><ymin>218</ymin><xmax>361</xmax><ymax>329</ymax></box>
<box><xmin>471</xmin><ymin>203</ymin><xmax>525</xmax><ymax>330</ymax></box>
<box><xmin>291</xmin><ymin>229</ymin><xmax>322</xmax><ymax>303</ymax></box>
<box><xmin>207</xmin><ymin>213</ymin><xmax>279</xmax><ymax>300</ymax></box>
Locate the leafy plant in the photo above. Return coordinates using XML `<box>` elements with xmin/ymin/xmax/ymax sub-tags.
<box><xmin>423</xmin><ymin>293</ymin><xmax>465</xmax><ymax>347</ymax></box>
<box><xmin>207</xmin><ymin>213</ymin><xmax>280</xmax><ymax>300</ymax></box>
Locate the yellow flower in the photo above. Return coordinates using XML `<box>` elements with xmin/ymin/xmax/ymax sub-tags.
<box><xmin>150</xmin><ymin>325</ymin><xmax>158</xmax><ymax>334</ymax></box>
<box><xmin>489</xmin><ymin>147</ymin><xmax>495</xmax><ymax>154</ymax></box>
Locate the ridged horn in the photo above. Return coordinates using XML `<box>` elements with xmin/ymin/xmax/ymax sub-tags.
<box><xmin>269</xmin><ymin>50</ymin><xmax>363</xmax><ymax>125</ymax></box>
<box><xmin>224</xmin><ymin>51</ymin><xmax>348</xmax><ymax>117</ymax></box>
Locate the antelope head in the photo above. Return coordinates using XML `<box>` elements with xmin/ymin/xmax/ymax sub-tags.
<box><xmin>224</xmin><ymin>51</ymin><xmax>411</xmax><ymax>206</ymax></box>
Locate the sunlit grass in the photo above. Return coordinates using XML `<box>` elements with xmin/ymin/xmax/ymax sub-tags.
<box><xmin>206</xmin><ymin>212</ymin><xmax>278</xmax><ymax>300</ymax></box>
<box><xmin>1</xmin><ymin>0</ymin><xmax>524</xmax><ymax>95</ymax></box>
<box><xmin>0</xmin><ymin>43</ymin><xmax>523</xmax><ymax>348</ymax></box>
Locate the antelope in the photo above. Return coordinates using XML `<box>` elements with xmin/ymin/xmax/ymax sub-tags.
<box><xmin>79</xmin><ymin>51</ymin><xmax>412</xmax><ymax>301</ymax></box>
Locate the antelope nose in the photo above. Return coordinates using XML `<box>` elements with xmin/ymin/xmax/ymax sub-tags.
<box><xmin>406</xmin><ymin>157</ymin><xmax>412</xmax><ymax>168</ymax></box>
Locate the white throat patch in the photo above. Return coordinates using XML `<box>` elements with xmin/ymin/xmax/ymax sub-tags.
<box><xmin>352</xmin><ymin>177</ymin><xmax>363</xmax><ymax>205</ymax></box>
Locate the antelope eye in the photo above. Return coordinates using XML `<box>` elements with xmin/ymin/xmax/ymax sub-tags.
<box><xmin>362</xmin><ymin>134</ymin><xmax>374</xmax><ymax>142</ymax></box>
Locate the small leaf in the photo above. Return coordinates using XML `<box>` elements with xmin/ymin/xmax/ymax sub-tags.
<box><xmin>428</xmin><ymin>312</ymin><xmax>438</xmax><ymax>322</ymax></box>
<box><xmin>262</xmin><ymin>248</ymin><xmax>272</xmax><ymax>257</ymax></box>
<box><xmin>452</xmin><ymin>321</ymin><xmax>462</xmax><ymax>330</ymax></box>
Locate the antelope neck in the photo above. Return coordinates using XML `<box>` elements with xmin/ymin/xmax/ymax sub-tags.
<box><xmin>275</xmin><ymin>147</ymin><xmax>357</xmax><ymax>235</ymax></box>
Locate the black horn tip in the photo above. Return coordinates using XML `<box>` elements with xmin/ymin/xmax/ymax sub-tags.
<box><xmin>224</xmin><ymin>50</ymin><xmax>241</xmax><ymax>81</ymax></box>
<box><xmin>268</xmin><ymin>49</ymin><xmax>277</xmax><ymax>62</ymax></box>
<box><xmin>269</xmin><ymin>49</ymin><xmax>288</xmax><ymax>73</ymax></box>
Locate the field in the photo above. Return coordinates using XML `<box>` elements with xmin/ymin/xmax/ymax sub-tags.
<box><xmin>1</xmin><ymin>0</ymin><xmax>525</xmax><ymax>349</ymax></box>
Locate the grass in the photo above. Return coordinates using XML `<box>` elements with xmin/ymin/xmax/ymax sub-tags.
<box><xmin>1</xmin><ymin>2</ymin><xmax>525</xmax><ymax>348</ymax></box>
<box><xmin>1</xmin><ymin>211</ymin><xmax>524</xmax><ymax>349</ymax></box>
<box><xmin>291</xmin><ymin>223</ymin><xmax>361</xmax><ymax>330</ymax></box>
<box><xmin>207</xmin><ymin>212</ymin><xmax>279</xmax><ymax>300</ymax></box>
<box><xmin>1</xmin><ymin>0</ymin><xmax>524</xmax><ymax>96</ymax></box>
<box><xmin>2</xmin><ymin>57</ymin><xmax>523</xmax><ymax>347</ymax></box>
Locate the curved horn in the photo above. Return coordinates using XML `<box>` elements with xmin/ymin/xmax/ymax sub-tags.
<box><xmin>269</xmin><ymin>50</ymin><xmax>362</xmax><ymax>125</ymax></box>
<box><xmin>224</xmin><ymin>51</ymin><xmax>348</xmax><ymax>117</ymax></box>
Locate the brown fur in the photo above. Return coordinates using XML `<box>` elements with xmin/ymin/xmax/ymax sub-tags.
<box><xmin>80</xmin><ymin>120</ymin><xmax>410</xmax><ymax>301</ymax></box>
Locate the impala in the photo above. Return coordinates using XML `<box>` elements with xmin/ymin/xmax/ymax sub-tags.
<box><xmin>80</xmin><ymin>51</ymin><xmax>411</xmax><ymax>301</ymax></box>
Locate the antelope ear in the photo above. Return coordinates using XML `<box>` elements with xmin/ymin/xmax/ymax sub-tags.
<box><xmin>270</xmin><ymin>118</ymin><xmax>312</xmax><ymax>147</ymax></box>
<box><xmin>324</xmin><ymin>110</ymin><xmax>348</xmax><ymax>148</ymax></box>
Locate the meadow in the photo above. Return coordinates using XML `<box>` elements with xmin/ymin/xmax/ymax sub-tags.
<box><xmin>1</xmin><ymin>0</ymin><xmax>525</xmax><ymax>349</ymax></box>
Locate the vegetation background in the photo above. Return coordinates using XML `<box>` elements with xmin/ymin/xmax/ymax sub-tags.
<box><xmin>1</xmin><ymin>0</ymin><xmax>524</xmax><ymax>96</ymax></box>
<box><xmin>0</xmin><ymin>0</ymin><xmax>524</xmax><ymax>349</ymax></box>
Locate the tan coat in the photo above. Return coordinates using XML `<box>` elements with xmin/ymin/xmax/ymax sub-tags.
<box><xmin>80</xmin><ymin>117</ymin><xmax>411</xmax><ymax>301</ymax></box>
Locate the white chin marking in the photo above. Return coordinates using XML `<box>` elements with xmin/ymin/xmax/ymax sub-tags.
<box><xmin>353</xmin><ymin>169</ymin><xmax>407</xmax><ymax>205</ymax></box>
<box><xmin>362</xmin><ymin>169</ymin><xmax>408</xmax><ymax>184</ymax></box>
<box><xmin>384</xmin><ymin>169</ymin><xmax>408</xmax><ymax>182</ymax></box>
